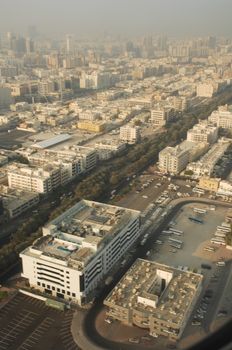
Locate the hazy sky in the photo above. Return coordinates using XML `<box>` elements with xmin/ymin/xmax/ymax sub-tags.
<box><xmin>0</xmin><ymin>0</ymin><xmax>231</xmax><ymax>38</ymax></box>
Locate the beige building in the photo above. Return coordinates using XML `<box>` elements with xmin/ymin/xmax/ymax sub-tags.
<box><xmin>209</xmin><ymin>105</ymin><xmax>232</xmax><ymax>129</ymax></box>
<box><xmin>187</xmin><ymin>122</ymin><xmax>218</xmax><ymax>144</ymax></box>
<box><xmin>186</xmin><ymin>139</ymin><xmax>231</xmax><ymax>177</ymax></box>
<box><xmin>159</xmin><ymin>145</ymin><xmax>190</xmax><ymax>174</ymax></box>
<box><xmin>104</xmin><ymin>259</ymin><xmax>202</xmax><ymax>341</ymax></box>
<box><xmin>119</xmin><ymin>126</ymin><xmax>140</xmax><ymax>144</ymax></box>
<box><xmin>77</xmin><ymin>120</ymin><xmax>106</xmax><ymax>133</ymax></box>
<box><xmin>196</xmin><ymin>83</ymin><xmax>215</xmax><ymax>98</ymax></box>
<box><xmin>198</xmin><ymin>177</ymin><xmax>220</xmax><ymax>192</ymax></box>
<box><xmin>151</xmin><ymin>107</ymin><xmax>175</xmax><ymax>126</ymax></box>
<box><xmin>7</xmin><ymin>163</ymin><xmax>61</xmax><ymax>194</ymax></box>
<box><xmin>218</xmin><ymin>181</ymin><xmax>232</xmax><ymax>196</ymax></box>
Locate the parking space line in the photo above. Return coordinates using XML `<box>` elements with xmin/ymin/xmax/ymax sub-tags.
<box><xmin>0</xmin><ymin>311</ymin><xmax>36</xmax><ymax>347</ymax></box>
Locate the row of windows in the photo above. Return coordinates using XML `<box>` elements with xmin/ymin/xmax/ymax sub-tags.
<box><xmin>37</xmin><ymin>282</ymin><xmax>76</xmax><ymax>297</ymax></box>
<box><xmin>36</xmin><ymin>262</ymin><xmax>69</xmax><ymax>274</ymax></box>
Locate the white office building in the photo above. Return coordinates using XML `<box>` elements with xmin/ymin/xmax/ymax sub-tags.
<box><xmin>20</xmin><ymin>200</ymin><xmax>140</xmax><ymax>305</ymax></box>
<box><xmin>7</xmin><ymin>164</ymin><xmax>61</xmax><ymax>194</ymax></box>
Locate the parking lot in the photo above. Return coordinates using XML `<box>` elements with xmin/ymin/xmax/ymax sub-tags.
<box><xmin>0</xmin><ymin>293</ymin><xmax>78</xmax><ymax>350</ymax></box>
<box><xmin>144</xmin><ymin>203</ymin><xmax>232</xmax><ymax>349</ymax></box>
<box><xmin>116</xmin><ymin>174</ymin><xmax>196</xmax><ymax>212</ymax></box>
<box><xmin>149</xmin><ymin>203</ymin><xmax>229</xmax><ymax>268</ymax></box>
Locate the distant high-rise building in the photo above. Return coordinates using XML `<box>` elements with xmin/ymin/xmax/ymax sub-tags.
<box><xmin>26</xmin><ymin>38</ymin><xmax>34</xmax><ymax>54</ymax></box>
<box><xmin>66</xmin><ymin>34</ymin><xmax>74</xmax><ymax>53</ymax></box>
<box><xmin>157</xmin><ymin>35</ymin><xmax>167</xmax><ymax>51</ymax></box>
<box><xmin>0</xmin><ymin>86</ymin><xmax>13</xmax><ymax>110</ymax></box>
<box><xmin>27</xmin><ymin>25</ymin><xmax>38</xmax><ymax>39</ymax></box>
<box><xmin>143</xmin><ymin>35</ymin><xmax>153</xmax><ymax>50</ymax></box>
<box><xmin>208</xmin><ymin>36</ymin><xmax>216</xmax><ymax>49</ymax></box>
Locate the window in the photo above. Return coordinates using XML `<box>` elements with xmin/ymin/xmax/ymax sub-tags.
<box><xmin>72</xmin><ymin>293</ymin><xmax>76</xmax><ymax>297</ymax></box>
<box><xmin>42</xmin><ymin>283</ymin><xmax>45</xmax><ymax>287</ymax></box>
<box><xmin>47</xmin><ymin>285</ymin><xmax>50</xmax><ymax>289</ymax></box>
<box><xmin>67</xmin><ymin>291</ymin><xmax>70</xmax><ymax>296</ymax></box>
<box><xmin>62</xmin><ymin>289</ymin><xmax>65</xmax><ymax>294</ymax></box>
<box><xmin>37</xmin><ymin>282</ymin><xmax>41</xmax><ymax>286</ymax></box>
<box><xmin>57</xmin><ymin>288</ymin><xmax>60</xmax><ymax>292</ymax></box>
<box><xmin>52</xmin><ymin>286</ymin><xmax>55</xmax><ymax>291</ymax></box>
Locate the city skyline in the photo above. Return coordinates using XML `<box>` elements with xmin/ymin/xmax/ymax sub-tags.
<box><xmin>0</xmin><ymin>0</ymin><xmax>231</xmax><ymax>38</ymax></box>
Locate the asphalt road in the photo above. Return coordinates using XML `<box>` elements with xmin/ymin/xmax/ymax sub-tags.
<box><xmin>76</xmin><ymin>197</ymin><xmax>232</xmax><ymax>350</ymax></box>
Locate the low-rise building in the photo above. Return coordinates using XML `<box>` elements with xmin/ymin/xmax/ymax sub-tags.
<box><xmin>187</xmin><ymin>122</ymin><xmax>218</xmax><ymax>144</ymax></box>
<box><xmin>196</xmin><ymin>83</ymin><xmax>215</xmax><ymax>98</ymax></box>
<box><xmin>119</xmin><ymin>126</ymin><xmax>140</xmax><ymax>144</ymax></box>
<box><xmin>77</xmin><ymin>120</ymin><xmax>106</xmax><ymax>133</ymax></box>
<box><xmin>209</xmin><ymin>105</ymin><xmax>232</xmax><ymax>130</ymax></box>
<box><xmin>151</xmin><ymin>107</ymin><xmax>175</xmax><ymax>126</ymax></box>
<box><xmin>198</xmin><ymin>177</ymin><xmax>220</xmax><ymax>192</ymax></box>
<box><xmin>1</xmin><ymin>186</ymin><xmax>39</xmax><ymax>218</ymax></box>
<box><xmin>186</xmin><ymin>139</ymin><xmax>231</xmax><ymax>177</ymax></box>
<box><xmin>94</xmin><ymin>140</ymin><xmax>127</xmax><ymax>160</ymax></box>
<box><xmin>218</xmin><ymin>181</ymin><xmax>232</xmax><ymax>196</ymax></box>
<box><xmin>20</xmin><ymin>200</ymin><xmax>140</xmax><ymax>305</ymax></box>
<box><xmin>104</xmin><ymin>259</ymin><xmax>202</xmax><ymax>341</ymax></box>
<box><xmin>7</xmin><ymin>163</ymin><xmax>61</xmax><ymax>193</ymax></box>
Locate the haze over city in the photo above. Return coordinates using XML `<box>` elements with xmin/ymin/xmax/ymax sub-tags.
<box><xmin>0</xmin><ymin>0</ymin><xmax>231</xmax><ymax>37</ymax></box>
<box><xmin>0</xmin><ymin>1</ymin><xmax>232</xmax><ymax>350</ymax></box>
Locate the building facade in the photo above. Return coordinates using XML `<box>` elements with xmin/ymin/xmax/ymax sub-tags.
<box><xmin>119</xmin><ymin>126</ymin><xmax>140</xmax><ymax>144</ymax></box>
<box><xmin>159</xmin><ymin>145</ymin><xmax>190</xmax><ymax>174</ymax></box>
<box><xmin>20</xmin><ymin>200</ymin><xmax>141</xmax><ymax>305</ymax></box>
<box><xmin>187</xmin><ymin>122</ymin><xmax>218</xmax><ymax>144</ymax></box>
<box><xmin>104</xmin><ymin>259</ymin><xmax>202</xmax><ymax>341</ymax></box>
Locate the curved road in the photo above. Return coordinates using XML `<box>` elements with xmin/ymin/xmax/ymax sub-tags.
<box><xmin>72</xmin><ymin>197</ymin><xmax>232</xmax><ymax>350</ymax></box>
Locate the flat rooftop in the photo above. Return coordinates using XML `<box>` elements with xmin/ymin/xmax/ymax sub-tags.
<box><xmin>22</xmin><ymin>200</ymin><xmax>140</xmax><ymax>270</ymax></box>
<box><xmin>105</xmin><ymin>259</ymin><xmax>202</xmax><ymax>326</ymax></box>
<box><xmin>33</xmin><ymin>134</ymin><xmax>71</xmax><ymax>149</ymax></box>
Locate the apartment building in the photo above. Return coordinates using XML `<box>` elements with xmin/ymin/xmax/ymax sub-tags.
<box><xmin>196</xmin><ymin>81</ymin><xmax>227</xmax><ymax>98</ymax></box>
<box><xmin>54</xmin><ymin>146</ymin><xmax>97</xmax><ymax>172</ymax></box>
<box><xmin>196</xmin><ymin>83</ymin><xmax>215</xmax><ymax>98</ymax></box>
<box><xmin>1</xmin><ymin>187</ymin><xmax>39</xmax><ymax>218</ymax></box>
<box><xmin>95</xmin><ymin>140</ymin><xmax>127</xmax><ymax>160</ymax></box>
<box><xmin>187</xmin><ymin>122</ymin><xmax>218</xmax><ymax>144</ymax></box>
<box><xmin>104</xmin><ymin>259</ymin><xmax>202</xmax><ymax>340</ymax></box>
<box><xmin>78</xmin><ymin>110</ymin><xmax>101</xmax><ymax>121</ymax></box>
<box><xmin>119</xmin><ymin>126</ymin><xmax>140</xmax><ymax>144</ymax></box>
<box><xmin>186</xmin><ymin>139</ymin><xmax>231</xmax><ymax>177</ymax></box>
<box><xmin>20</xmin><ymin>200</ymin><xmax>140</xmax><ymax>305</ymax></box>
<box><xmin>218</xmin><ymin>181</ymin><xmax>232</xmax><ymax>197</ymax></box>
<box><xmin>80</xmin><ymin>71</ymin><xmax>112</xmax><ymax>90</ymax></box>
<box><xmin>7</xmin><ymin>163</ymin><xmax>61</xmax><ymax>193</ymax></box>
<box><xmin>209</xmin><ymin>105</ymin><xmax>232</xmax><ymax>129</ymax></box>
<box><xmin>159</xmin><ymin>145</ymin><xmax>190</xmax><ymax>174</ymax></box>
<box><xmin>77</xmin><ymin>120</ymin><xmax>106</xmax><ymax>133</ymax></box>
<box><xmin>151</xmin><ymin>107</ymin><xmax>175</xmax><ymax>126</ymax></box>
